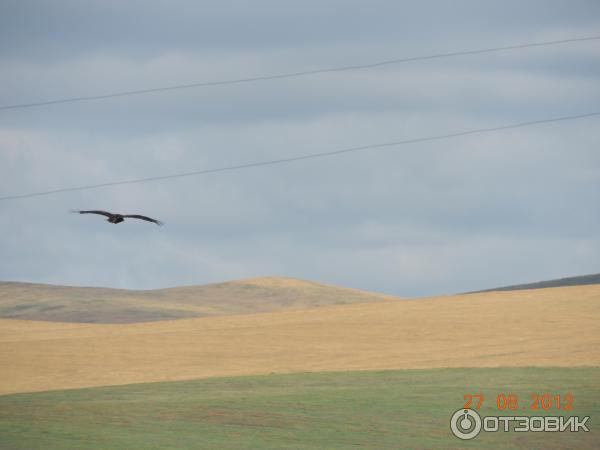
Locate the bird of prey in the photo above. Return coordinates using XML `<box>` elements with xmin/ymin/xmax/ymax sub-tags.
<box><xmin>72</xmin><ymin>210</ymin><xmax>163</xmax><ymax>226</ymax></box>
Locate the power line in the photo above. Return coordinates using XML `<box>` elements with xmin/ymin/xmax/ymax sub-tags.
<box><xmin>1</xmin><ymin>35</ymin><xmax>599</xmax><ymax>111</ymax></box>
<box><xmin>1</xmin><ymin>111</ymin><xmax>598</xmax><ymax>202</ymax></box>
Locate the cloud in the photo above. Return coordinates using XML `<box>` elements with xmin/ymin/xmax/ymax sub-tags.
<box><xmin>1</xmin><ymin>0</ymin><xmax>599</xmax><ymax>295</ymax></box>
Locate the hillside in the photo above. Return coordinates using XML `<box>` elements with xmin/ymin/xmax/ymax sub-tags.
<box><xmin>1</xmin><ymin>283</ymin><xmax>598</xmax><ymax>395</ymax></box>
<box><xmin>468</xmin><ymin>272</ymin><xmax>600</xmax><ymax>293</ymax></box>
<box><xmin>2</xmin><ymin>368</ymin><xmax>598</xmax><ymax>450</ymax></box>
<box><xmin>0</xmin><ymin>277</ymin><xmax>397</xmax><ymax>323</ymax></box>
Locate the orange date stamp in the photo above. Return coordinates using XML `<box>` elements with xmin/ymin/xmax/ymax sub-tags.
<box><xmin>463</xmin><ymin>393</ymin><xmax>574</xmax><ymax>411</ymax></box>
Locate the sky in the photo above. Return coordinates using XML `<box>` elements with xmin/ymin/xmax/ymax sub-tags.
<box><xmin>0</xmin><ymin>0</ymin><xmax>599</xmax><ymax>296</ymax></box>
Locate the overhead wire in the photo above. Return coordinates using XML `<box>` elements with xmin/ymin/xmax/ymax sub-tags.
<box><xmin>1</xmin><ymin>111</ymin><xmax>598</xmax><ymax>201</ymax></box>
<box><xmin>0</xmin><ymin>35</ymin><xmax>599</xmax><ymax>111</ymax></box>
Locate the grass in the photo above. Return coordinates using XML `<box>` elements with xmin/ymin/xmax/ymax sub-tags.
<box><xmin>0</xmin><ymin>277</ymin><xmax>395</xmax><ymax>323</ymax></box>
<box><xmin>0</xmin><ymin>367</ymin><xmax>598</xmax><ymax>449</ymax></box>
<box><xmin>469</xmin><ymin>273</ymin><xmax>600</xmax><ymax>293</ymax></box>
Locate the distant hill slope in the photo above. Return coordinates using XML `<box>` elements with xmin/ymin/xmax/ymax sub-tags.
<box><xmin>468</xmin><ymin>273</ymin><xmax>600</xmax><ymax>293</ymax></box>
<box><xmin>0</xmin><ymin>277</ymin><xmax>397</xmax><ymax>324</ymax></box>
<box><xmin>1</xmin><ymin>284</ymin><xmax>598</xmax><ymax>395</ymax></box>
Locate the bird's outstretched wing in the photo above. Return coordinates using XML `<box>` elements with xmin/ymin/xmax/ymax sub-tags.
<box><xmin>123</xmin><ymin>214</ymin><xmax>163</xmax><ymax>226</ymax></box>
<box><xmin>72</xmin><ymin>210</ymin><xmax>113</xmax><ymax>218</ymax></box>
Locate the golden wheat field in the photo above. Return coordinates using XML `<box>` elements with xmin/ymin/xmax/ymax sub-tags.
<box><xmin>1</xmin><ymin>283</ymin><xmax>598</xmax><ymax>395</ymax></box>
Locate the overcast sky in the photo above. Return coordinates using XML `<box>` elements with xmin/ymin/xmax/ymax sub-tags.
<box><xmin>1</xmin><ymin>0</ymin><xmax>599</xmax><ymax>296</ymax></box>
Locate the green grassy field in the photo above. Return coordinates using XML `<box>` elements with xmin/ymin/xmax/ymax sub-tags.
<box><xmin>0</xmin><ymin>368</ymin><xmax>597</xmax><ymax>449</ymax></box>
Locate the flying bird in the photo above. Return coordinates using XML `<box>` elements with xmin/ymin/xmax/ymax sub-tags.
<box><xmin>72</xmin><ymin>210</ymin><xmax>163</xmax><ymax>226</ymax></box>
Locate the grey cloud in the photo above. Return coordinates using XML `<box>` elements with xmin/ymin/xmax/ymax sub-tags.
<box><xmin>1</xmin><ymin>0</ymin><xmax>599</xmax><ymax>296</ymax></box>
<box><xmin>1</xmin><ymin>0</ymin><xmax>599</xmax><ymax>63</ymax></box>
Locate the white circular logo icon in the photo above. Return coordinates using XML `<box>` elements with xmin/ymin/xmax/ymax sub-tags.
<box><xmin>450</xmin><ymin>408</ymin><xmax>482</xmax><ymax>440</ymax></box>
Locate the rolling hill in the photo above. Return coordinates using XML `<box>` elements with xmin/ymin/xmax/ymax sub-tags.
<box><xmin>467</xmin><ymin>272</ymin><xmax>600</xmax><ymax>293</ymax></box>
<box><xmin>0</xmin><ymin>277</ymin><xmax>397</xmax><ymax>323</ymax></box>
<box><xmin>2</xmin><ymin>277</ymin><xmax>598</xmax><ymax>449</ymax></box>
<box><xmin>1</xmin><ymin>283</ymin><xmax>598</xmax><ymax>395</ymax></box>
